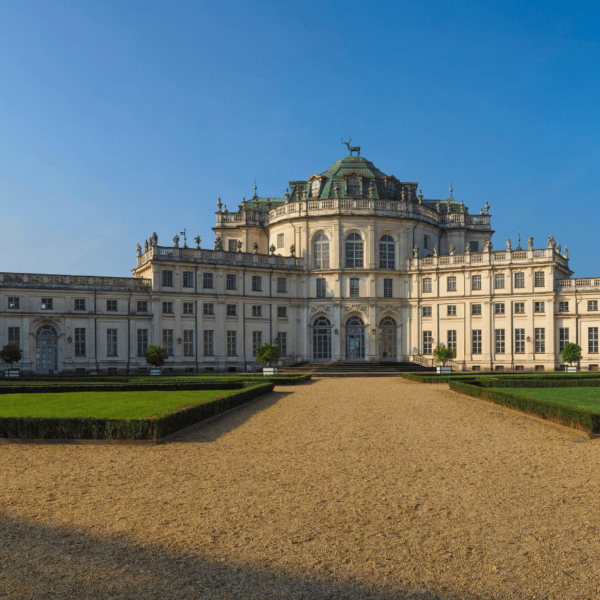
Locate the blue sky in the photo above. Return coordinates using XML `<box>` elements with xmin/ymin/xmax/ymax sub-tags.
<box><xmin>1</xmin><ymin>0</ymin><xmax>599</xmax><ymax>276</ymax></box>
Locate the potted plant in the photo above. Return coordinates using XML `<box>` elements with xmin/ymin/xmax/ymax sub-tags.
<box><xmin>0</xmin><ymin>344</ymin><xmax>23</xmax><ymax>377</ymax></box>
<box><xmin>255</xmin><ymin>343</ymin><xmax>280</xmax><ymax>376</ymax></box>
<box><xmin>144</xmin><ymin>344</ymin><xmax>169</xmax><ymax>376</ymax></box>
<box><xmin>433</xmin><ymin>344</ymin><xmax>456</xmax><ymax>374</ymax></box>
<box><xmin>561</xmin><ymin>342</ymin><xmax>582</xmax><ymax>373</ymax></box>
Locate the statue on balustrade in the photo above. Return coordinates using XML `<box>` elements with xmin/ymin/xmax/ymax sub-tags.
<box><xmin>466</xmin><ymin>242</ymin><xmax>471</xmax><ymax>253</ymax></box>
<box><xmin>548</xmin><ymin>234</ymin><xmax>556</xmax><ymax>249</ymax></box>
<box><xmin>253</xmin><ymin>242</ymin><xmax>259</xmax><ymax>254</ymax></box>
<box><xmin>214</xmin><ymin>237</ymin><xmax>223</xmax><ymax>251</ymax></box>
<box><xmin>528</xmin><ymin>237</ymin><xmax>534</xmax><ymax>250</ymax></box>
<box><xmin>290</xmin><ymin>244</ymin><xmax>296</xmax><ymax>257</ymax></box>
<box><xmin>563</xmin><ymin>246</ymin><xmax>569</xmax><ymax>259</ymax></box>
<box><xmin>506</xmin><ymin>239</ymin><xmax>512</xmax><ymax>251</ymax></box>
<box><xmin>150</xmin><ymin>232</ymin><xmax>158</xmax><ymax>246</ymax></box>
<box><xmin>413</xmin><ymin>245</ymin><xmax>419</xmax><ymax>258</ymax></box>
<box><xmin>237</xmin><ymin>240</ymin><xmax>242</xmax><ymax>252</ymax></box>
<box><xmin>195</xmin><ymin>235</ymin><xmax>201</xmax><ymax>250</ymax></box>
<box><xmin>449</xmin><ymin>244</ymin><xmax>455</xmax><ymax>255</ymax></box>
<box><xmin>433</xmin><ymin>245</ymin><xmax>439</xmax><ymax>257</ymax></box>
<box><xmin>136</xmin><ymin>243</ymin><xmax>142</xmax><ymax>256</ymax></box>
<box><xmin>557</xmin><ymin>244</ymin><xmax>561</xmax><ymax>254</ymax></box>
<box><xmin>173</xmin><ymin>234</ymin><xmax>180</xmax><ymax>248</ymax></box>
<box><xmin>269</xmin><ymin>244</ymin><xmax>276</xmax><ymax>255</ymax></box>
<box><xmin>144</xmin><ymin>239</ymin><xmax>149</xmax><ymax>253</ymax></box>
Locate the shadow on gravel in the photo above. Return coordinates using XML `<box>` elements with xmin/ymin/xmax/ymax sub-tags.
<box><xmin>0</xmin><ymin>515</ymin><xmax>456</xmax><ymax>600</ymax></box>
<box><xmin>170</xmin><ymin>391</ymin><xmax>292</xmax><ymax>444</ymax></box>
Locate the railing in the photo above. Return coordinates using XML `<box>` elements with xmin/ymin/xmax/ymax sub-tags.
<box><xmin>0</xmin><ymin>273</ymin><xmax>152</xmax><ymax>291</ymax></box>
<box><xmin>556</xmin><ymin>278</ymin><xmax>600</xmax><ymax>291</ymax></box>
<box><xmin>278</xmin><ymin>355</ymin><xmax>301</xmax><ymax>367</ymax></box>
<box><xmin>413</xmin><ymin>354</ymin><xmax>434</xmax><ymax>368</ymax></box>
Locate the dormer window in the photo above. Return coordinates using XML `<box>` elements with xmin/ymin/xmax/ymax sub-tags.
<box><xmin>387</xmin><ymin>179</ymin><xmax>397</xmax><ymax>192</ymax></box>
<box><xmin>311</xmin><ymin>179</ymin><xmax>321</xmax><ymax>198</ymax></box>
<box><xmin>347</xmin><ymin>175</ymin><xmax>361</xmax><ymax>195</ymax></box>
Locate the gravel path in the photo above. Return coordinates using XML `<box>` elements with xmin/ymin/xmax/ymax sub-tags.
<box><xmin>1</xmin><ymin>377</ymin><xmax>600</xmax><ymax>599</ymax></box>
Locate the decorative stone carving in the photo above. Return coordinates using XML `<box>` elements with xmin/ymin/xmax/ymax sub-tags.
<box><xmin>253</xmin><ymin>242</ymin><xmax>259</xmax><ymax>254</ymax></box>
<box><xmin>216</xmin><ymin>198</ymin><xmax>223</xmax><ymax>212</ymax></box>
<box><xmin>563</xmin><ymin>246</ymin><xmax>569</xmax><ymax>259</ymax></box>
<box><xmin>556</xmin><ymin>243</ymin><xmax>561</xmax><ymax>254</ymax></box>
<box><xmin>214</xmin><ymin>237</ymin><xmax>223</xmax><ymax>251</ymax></box>
<box><xmin>368</xmin><ymin>182</ymin><xmax>375</xmax><ymax>199</ymax></box>
<box><xmin>436</xmin><ymin>200</ymin><xmax>441</xmax><ymax>213</ymax></box>
<box><xmin>506</xmin><ymin>239</ymin><xmax>512</xmax><ymax>251</ymax></box>
<box><xmin>285</xmin><ymin>188</ymin><xmax>290</xmax><ymax>202</ymax></box>
<box><xmin>266</xmin><ymin>198</ymin><xmax>272</xmax><ymax>211</ymax></box>
<box><xmin>195</xmin><ymin>235</ymin><xmax>201</xmax><ymax>249</ymax></box>
<box><xmin>290</xmin><ymin>244</ymin><xmax>296</xmax><ymax>257</ymax></box>
<box><xmin>173</xmin><ymin>235</ymin><xmax>180</xmax><ymax>248</ymax></box>
<box><xmin>237</xmin><ymin>240</ymin><xmax>242</xmax><ymax>252</ymax></box>
<box><xmin>528</xmin><ymin>237</ymin><xmax>534</xmax><ymax>250</ymax></box>
<box><xmin>548</xmin><ymin>234</ymin><xmax>556</xmax><ymax>250</ymax></box>
<box><xmin>334</xmin><ymin>182</ymin><xmax>340</xmax><ymax>199</ymax></box>
<box><xmin>460</xmin><ymin>199</ymin><xmax>465</xmax><ymax>213</ymax></box>
<box><xmin>449</xmin><ymin>244</ymin><xmax>455</xmax><ymax>255</ymax></box>
<box><xmin>401</xmin><ymin>188</ymin><xmax>406</xmax><ymax>202</ymax></box>
<box><xmin>484</xmin><ymin>240</ymin><xmax>492</xmax><ymax>252</ymax></box>
<box><xmin>418</xmin><ymin>189</ymin><xmax>423</xmax><ymax>203</ymax></box>
<box><xmin>433</xmin><ymin>245</ymin><xmax>439</xmax><ymax>257</ymax></box>
<box><xmin>466</xmin><ymin>242</ymin><xmax>471</xmax><ymax>253</ymax></box>
<box><xmin>144</xmin><ymin>239</ymin><xmax>149</xmax><ymax>253</ymax></box>
<box><xmin>136</xmin><ymin>243</ymin><xmax>142</xmax><ymax>256</ymax></box>
<box><xmin>484</xmin><ymin>200</ymin><xmax>490</xmax><ymax>215</ymax></box>
<box><xmin>413</xmin><ymin>245</ymin><xmax>419</xmax><ymax>258</ymax></box>
<box><xmin>150</xmin><ymin>232</ymin><xmax>158</xmax><ymax>246</ymax></box>
<box><xmin>269</xmin><ymin>244</ymin><xmax>276</xmax><ymax>255</ymax></box>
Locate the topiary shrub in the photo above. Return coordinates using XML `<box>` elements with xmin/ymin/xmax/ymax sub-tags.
<box><xmin>562</xmin><ymin>343</ymin><xmax>582</xmax><ymax>367</ymax></box>
<box><xmin>254</xmin><ymin>343</ymin><xmax>280</xmax><ymax>367</ymax></box>
<box><xmin>0</xmin><ymin>344</ymin><xmax>22</xmax><ymax>370</ymax></box>
<box><xmin>144</xmin><ymin>344</ymin><xmax>169</xmax><ymax>369</ymax></box>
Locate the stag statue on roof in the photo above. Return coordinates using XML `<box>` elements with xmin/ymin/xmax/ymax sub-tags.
<box><xmin>341</xmin><ymin>138</ymin><xmax>361</xmax><ymax>157</ymax></box>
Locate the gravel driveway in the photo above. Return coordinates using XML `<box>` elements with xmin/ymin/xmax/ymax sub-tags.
<box><xmin>1</xmin><ymin>377</ymin><xmax>599</xmax><ymax>599</ymax></box>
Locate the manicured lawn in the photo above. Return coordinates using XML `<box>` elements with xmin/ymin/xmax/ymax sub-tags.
<box><xmin>497</xmin><ymin>387</ymin><xmax>600</xmax><ymax>412</ymax></box>
<box><xmin>0</xmin><ymin>390</ymin><xmax>238</xmax><ymax>419</ymax></box>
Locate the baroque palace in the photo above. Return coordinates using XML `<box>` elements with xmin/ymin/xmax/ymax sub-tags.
<box><xmin>1</xmin><ymin>146</ymin><xmax>599</xmax><ymax>374</ymax></box>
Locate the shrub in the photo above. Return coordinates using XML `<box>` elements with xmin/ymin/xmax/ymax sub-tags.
<box><xmin>254</xmin><ymin>343</ymin><xmax>280</xmax><ymax>367</ymax></box>
<box><xmin>562</xmin><ymin>343</ymin><xmax>582</xmax><ymax>366</ymax></box>
<box><xmin>0</xmin><ymin>344</ymin><xmax>22</xmax><ymax>369</ymax></box>
<box><xmin>433</xmin><ymin>345</ymin><xmax>456</xmax><ymax>365</ymax></box>
<box><xmin>144</xmin><ymin>345</ymin><xmax>168</xmax><ymax>368</ymax></box>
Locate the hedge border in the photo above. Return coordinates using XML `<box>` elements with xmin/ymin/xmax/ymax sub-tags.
<box><xmin>402</xmin><ymin>372</ymin><xmax>600</xmax><ymax>384</ymax></box>
<box><xmin>0</xmin><ymin>383</ymin><xmax>274</xmax><ymax>442</ymax></box>
<box><xmin>449</xmin><ymin>380</ymin><xmax>600</xmax><ymax>437</ymax></box>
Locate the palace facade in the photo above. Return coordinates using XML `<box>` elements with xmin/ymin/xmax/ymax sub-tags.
<box><xmin>2</xmin><ymin>151</ymin><xmax>599</xmax><ymax>374</ymax></box>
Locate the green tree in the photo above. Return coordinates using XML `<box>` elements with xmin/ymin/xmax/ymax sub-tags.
<box><xmin>254</xmin><ymin>343</ymin><xmax>280</xmax><ymax>367</ymax></box>
<box><xmin>0</xmin><ymin>344</ymin><xmax>23</xmax><ymax>369</ymax></box>
<box><xmin>433</xmin><ymin>345</ymin><xmax>456</xmax><ymax>366</ymax></box>
<box><xmin>144</xmin><ymin>344</ymin><xmax>169</xmax><ymax>369</ymax></box>
<box><xmin>561</xmin><ymin>342</ymin><xmax>582</xmax><ymax>367</ymax></box>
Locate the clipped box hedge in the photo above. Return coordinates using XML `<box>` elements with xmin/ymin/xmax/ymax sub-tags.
<box><xmin>449</xmin><ymin>380</ymin><xmax>600</xmax><ymax>437</ymax></box>
<box><xmin>0</xmin><ymin>382</ymin><xmax>274</xmax><ymax>442</ymax></box>
<box><xmin>479</xmin><ymin>378</ymin><xmax>600</xmax><ymax>389</ymax></box>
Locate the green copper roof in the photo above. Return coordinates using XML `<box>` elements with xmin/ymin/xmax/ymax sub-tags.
<box><xmin>319</xmin><ymin>156</ymin><xmax>390</xmax><ymax>180</ymax></box>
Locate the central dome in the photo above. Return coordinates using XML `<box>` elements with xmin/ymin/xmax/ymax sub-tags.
<box><xmin>320</xmin><ymin>156</ymin><xmax>390</xmax><ymax>180</ymax></box>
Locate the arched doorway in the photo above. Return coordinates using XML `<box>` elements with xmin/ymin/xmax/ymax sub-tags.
<box><xmin>379</xmin><ymin>317</ymin><xmax>397</xmax><ymax>360</ymax></box>
<box><xmin>313</xmin><ymin>317</ymin><xmax>332</xmax><ymax>361</ymax></box>
<box><xmin>36</xmin><ymin>325</ymin><xmax>58</xmax><ymax>374</ymax></box>
<box><xmin>345</xmin><ymin>316</ymin><xmax>365</xmax><ymax>361</ymax></box>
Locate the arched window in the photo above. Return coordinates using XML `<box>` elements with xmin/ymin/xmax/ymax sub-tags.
<box><xmin>311</xmin><ymin>179</ymin><xmax>321</xmax><ymax>198</ymax></box>
<box><xmin>345</xmin><ymin>232</ymin><xmax>364</xmax><ymax>268</ymax></box>
<box><xmin>313</xmin><ymin>233</ymin><xmax>330</xmax><ymax>269</ymax></box>
<box><xmin>347</xmin><ymin>175</ymin><xmax>361</xmax><ymax>195</ymax></box>
<box><xmin>313</xmin><ymin>316</ymin><xmax>332</xmax><ymax>360</ymax></box>
<box><xmin>379</xmin><ymin>234</ymin><xmax>395</xmax><ymax>269</ymax></box>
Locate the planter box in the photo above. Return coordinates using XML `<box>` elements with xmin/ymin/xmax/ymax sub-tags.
<box><xmin>263</xmin><ymin>367</ymin><xmax>278</xmax><ymax>376</ymax></box>
<box><xmin>5</xmin><ymin>370</ymin><xmax>20</xmax><ymax>378</ymax></box>
<box><xmin>436</xmin><ymin>366</ymin><xmax>452</xmax><ymax>374</ymax></box>
<box><xmin>149</xmin><ymin>369</ymin><xmax>162</xmax><ymax>376</ymax></box>
<box><xmin>565</xmin><ymin>366</ymin><xmax>579</xmax><ymax>373</ymax></box>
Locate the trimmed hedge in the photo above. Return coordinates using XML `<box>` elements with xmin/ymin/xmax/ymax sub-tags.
<box><xmin>402</xmin><ymin>372</ymin><xmax>600</xmax><ymax>384</ymax></box>
<box><xmin>0</xmin><ymin>383</ymin><xmax>274</xmax><ymax>441</ymax></box>
<box><xmin>449</xmin><ymin>380</ymin><xmax>600</xmax><ymax>436</ymax></box>
<box><xmin>479</xmin><ymin>378</ymin><xmax>600</xmax><ymax>389</ymax></box>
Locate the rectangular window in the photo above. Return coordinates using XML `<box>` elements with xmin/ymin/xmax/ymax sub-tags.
<box><xmin>384</xmin><ymin>278</ymin><xmax>393</xmax><ymax>298</ymax></box>
<box><xmin>471</xmin><ymin>304</ymin><xmax>482</xmax><ymax>315</ymax></box>
<box><xmin>252</xmin><ymin>305</ymin><xmax>262</xmax><ymax>317</ymax></box>
<box><xmin>277</xmin><ymin>233</ymin><xmax>285</xmax><ymax>248</ymax></box>
<box><xmin>447</xmin><ymin>330</ymin><xmax>457</xmax><ymax>351</ymax></box>
<box><xmin>226</xmin><ymin>274</ymin><xmax>237</xmax><ymax>290</ymax></box>
<box><xmin>589</xmin><ymin>327</ymin><xmax>599</xmax><ymax>354</ymax></box>
<box><xmin>534</xmin><ymin>302</ymin><xmax>545</xmax><ymax>313</ymax></box>
<box><xmin>137</xmin><ymin>301</ymin><xmax>148</xmax><ymax>312</ymax></box>
<box><xmin>424</xmin><ymin>235</ymin><xmax>429</xmax><ymax>249</ymax></box>
<box><xmin>183</xmin><ymin>302</ymin><xmax>194</xmax><ymax>314</ymax></box>
<box><xmin>107</xmin><ymin>300</ymin><xmax>118</xmax><ymax>312</ymax></box>
<box><xmin>162</xmin><ymin>329</ymin><xmax>173</xmax><ymax>355</ymax></box>
<box><xmin>203</xmin><ymin>303</ymin><xmax>214</xmax><ymax>315</ymax></box>
<box><xmin>514</xmin><ymin>302</ymin><xmax>525</xmax><ymax>314</ymax></box>
<box><xmin>162</xmin><ymin>270</ymin><xmax>173</xmax><ymax>287</ymax></box>
<box><xmin>183</xmin><ymin>271</ymin><xmax>194</xmax><ymax>288</ymax></box>
<box><xmin>203</xmin><ymin>272</ymin><xmax>213</xmax><ymax>289</ymax></box>
<box><xmin>316</xmin><ymin>278</ymin><xmax>326</xmax><ymax>298</ymax></box>
<box><xmin>252</xmin><ymin>331</ymin><xmax>262</xmax><ymax>355</ymax></box>
<box><xmin>277</xmin><ymin>277</ymin><xmax>287</xmax><ymax>293</ymax></box>
<box><xmin>495</xmin><ymin>303</ymin><xmax>505</xmax><ymax>315</ymax></box>
<box><xmin>423</xmin><ymin>331</ymin><xmax>433</xmax><ymax>354</ymax></box>
<box><xmin>495</xmin><ymin>329</ymin><xmax>505</xmax><ymax>354</ymax></box>
<box><xmin>494</xmin><ymin>273</ymin><xmax>505</xmax><ymax>289</ymax></box>
<box><xmin>137</xmin><ymin>329</ymin><xmax>148</xmax><ymax>357</ymax></box>
<box><xmin>472</xmin><ymin>330</ymin><xmax>482</xmax><ymax>354</ymax></box>
<box><xmin>228</xmin><ymin>239</ymin><xmax>238</xmax><ymax>253</ymax></box>
<box><xmin>252</xmin><ymin>276</ymin><xmax>262</xmax><ymax>292</ymax></box>
<box><xmin>534</xmin><ymin>272</ymin><xmax>545</xmax><ymax>287</ymax></box>
<box><xmin>447</xmin><ymin>305</ymin><xmax>457</xmax><ymax>316</ymax></box>
<box><xmin>41</xmin><ymin>298</ymin><xmax>53</xmax><ymax>310</ymax></box>
<box><xmin>74</xmin><ymin>328</ymin><xmax>85</xmax><ymax>357</ymax></box>
<box><xmin>8</xmin><ymin>327</ymin><xmax>20</xmax><ymax>349</ymax></box>
<box><xmin>535</xmin><ymin>328</ymin><xmax>545</xmax><ymax>353</ymax></box>
<box><xmin>349</xmin><ymin>278</ymin><xmax>360</xmax><ymax>297</ymax></box>
<box><xmin>558</xmin><ymin>301</ymin><xmax>569</xmax><ymax>312</ymax></box>
<box><xmin>7</xmin><ymin>297</ymin><xmax>20</xmax><ymax>309</ymax></box>
<box><xmin>470</xmin><ymin>241</ymin><xmax>479</xmax><ymax>252</ymax></box>
<box><xmin>559</xmin><ymin>327</ymin><xmax>569</xmax><ymax>352</ymax></box>
<box><xmin>107</xmin><ymin>329</ymin><xmax>118</xmax><ymax>357</ymax></box>
<box><xmin>514</xmin><ymin>272</ymin><xmax>525</xmax><ymax>288</ymax></box>
<box><xmin>227</xmin><ymin>304</ymin><xmax>237</xmax><ymax>316</ymax></box>
<box><xmin>422</xmin><ymin>306</ymin><xmax>432</xmax><ymax>317</ymax></box>
<box><xmin>183</xmin><ymin>330</ymin><xmax>194</xmax><ymax>356</ymax></box>
<box><xmin>447</xmin><ymin>276</ymin><xmax>457</xmax><ymax>292</ymax></box>
<box><xmin>203</xmin><ymin>330</ymin><xmax>214</xmax><ymax>356</ymax></box>
<box><xmin>472</xmin><ymin>275</ymin><xmax>482</xmax><ymax>290</ymax></box>
<box><xmin>588</xmin><ymin>300</ymin><xmax>598</xmax><ymax>311</ymax></box>
<box><xmin>277</xmin><ymin>332</ymin><xmax>287</xmax><ymax>356</ymax></box>
<box><xmin>277</xmin><ymin>306</ymin><xmax>287</xmax><ymax>318</ymax></box>
<box><xmin>422</xmin><ymin>278</ymin><xmax>432</xmax><ymax>293</ymax></box>
<box><xmin>515</xmin><ymin>329</ymin><xmax>525</xmax><ymax>353</ymax></box>
<box><xmin>74</xmin><ymin>299</ymin><xmax>86</xmax><ymax>311</ymax></box>
<box><xmin>162</xmin><ymin>302</ymin><xmax>174</xmax><ymax>314</ymax></box>
<box><xmin>227</xmin><ymin>330</ymin><xmax>237</xmax><ymax>356</ymax></box>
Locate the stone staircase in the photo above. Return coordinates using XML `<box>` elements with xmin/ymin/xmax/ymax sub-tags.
<box><xmin>278</xmin><ymin>361</ymin><xmax>436</xmax><ymax>377</ymax></box>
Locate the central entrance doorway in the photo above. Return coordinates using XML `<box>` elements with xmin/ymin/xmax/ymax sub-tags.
<box><xmin>36</xmin><ymin>325</ymin><xmax>58</xmax><ymax>374</ymax></box>
<box><xmin>379</xmin><ymin>316</ymin><xmax>397</xmax><ymax>360</ymax></box>
<box><xmin>345</xmin><ymin>316</ymin><xmax>365</xmax><ymax>361</ymax></box>
<box><xmin>313</xmin><ymin>316</ymin><xmax>332</xmax><ymax>361</ymax></box>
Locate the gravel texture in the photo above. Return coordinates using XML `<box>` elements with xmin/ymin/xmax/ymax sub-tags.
<box><xmin>1</xmin><ymin>377</ymin><xmax>600</xmax><ymax>599</ymax></box>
